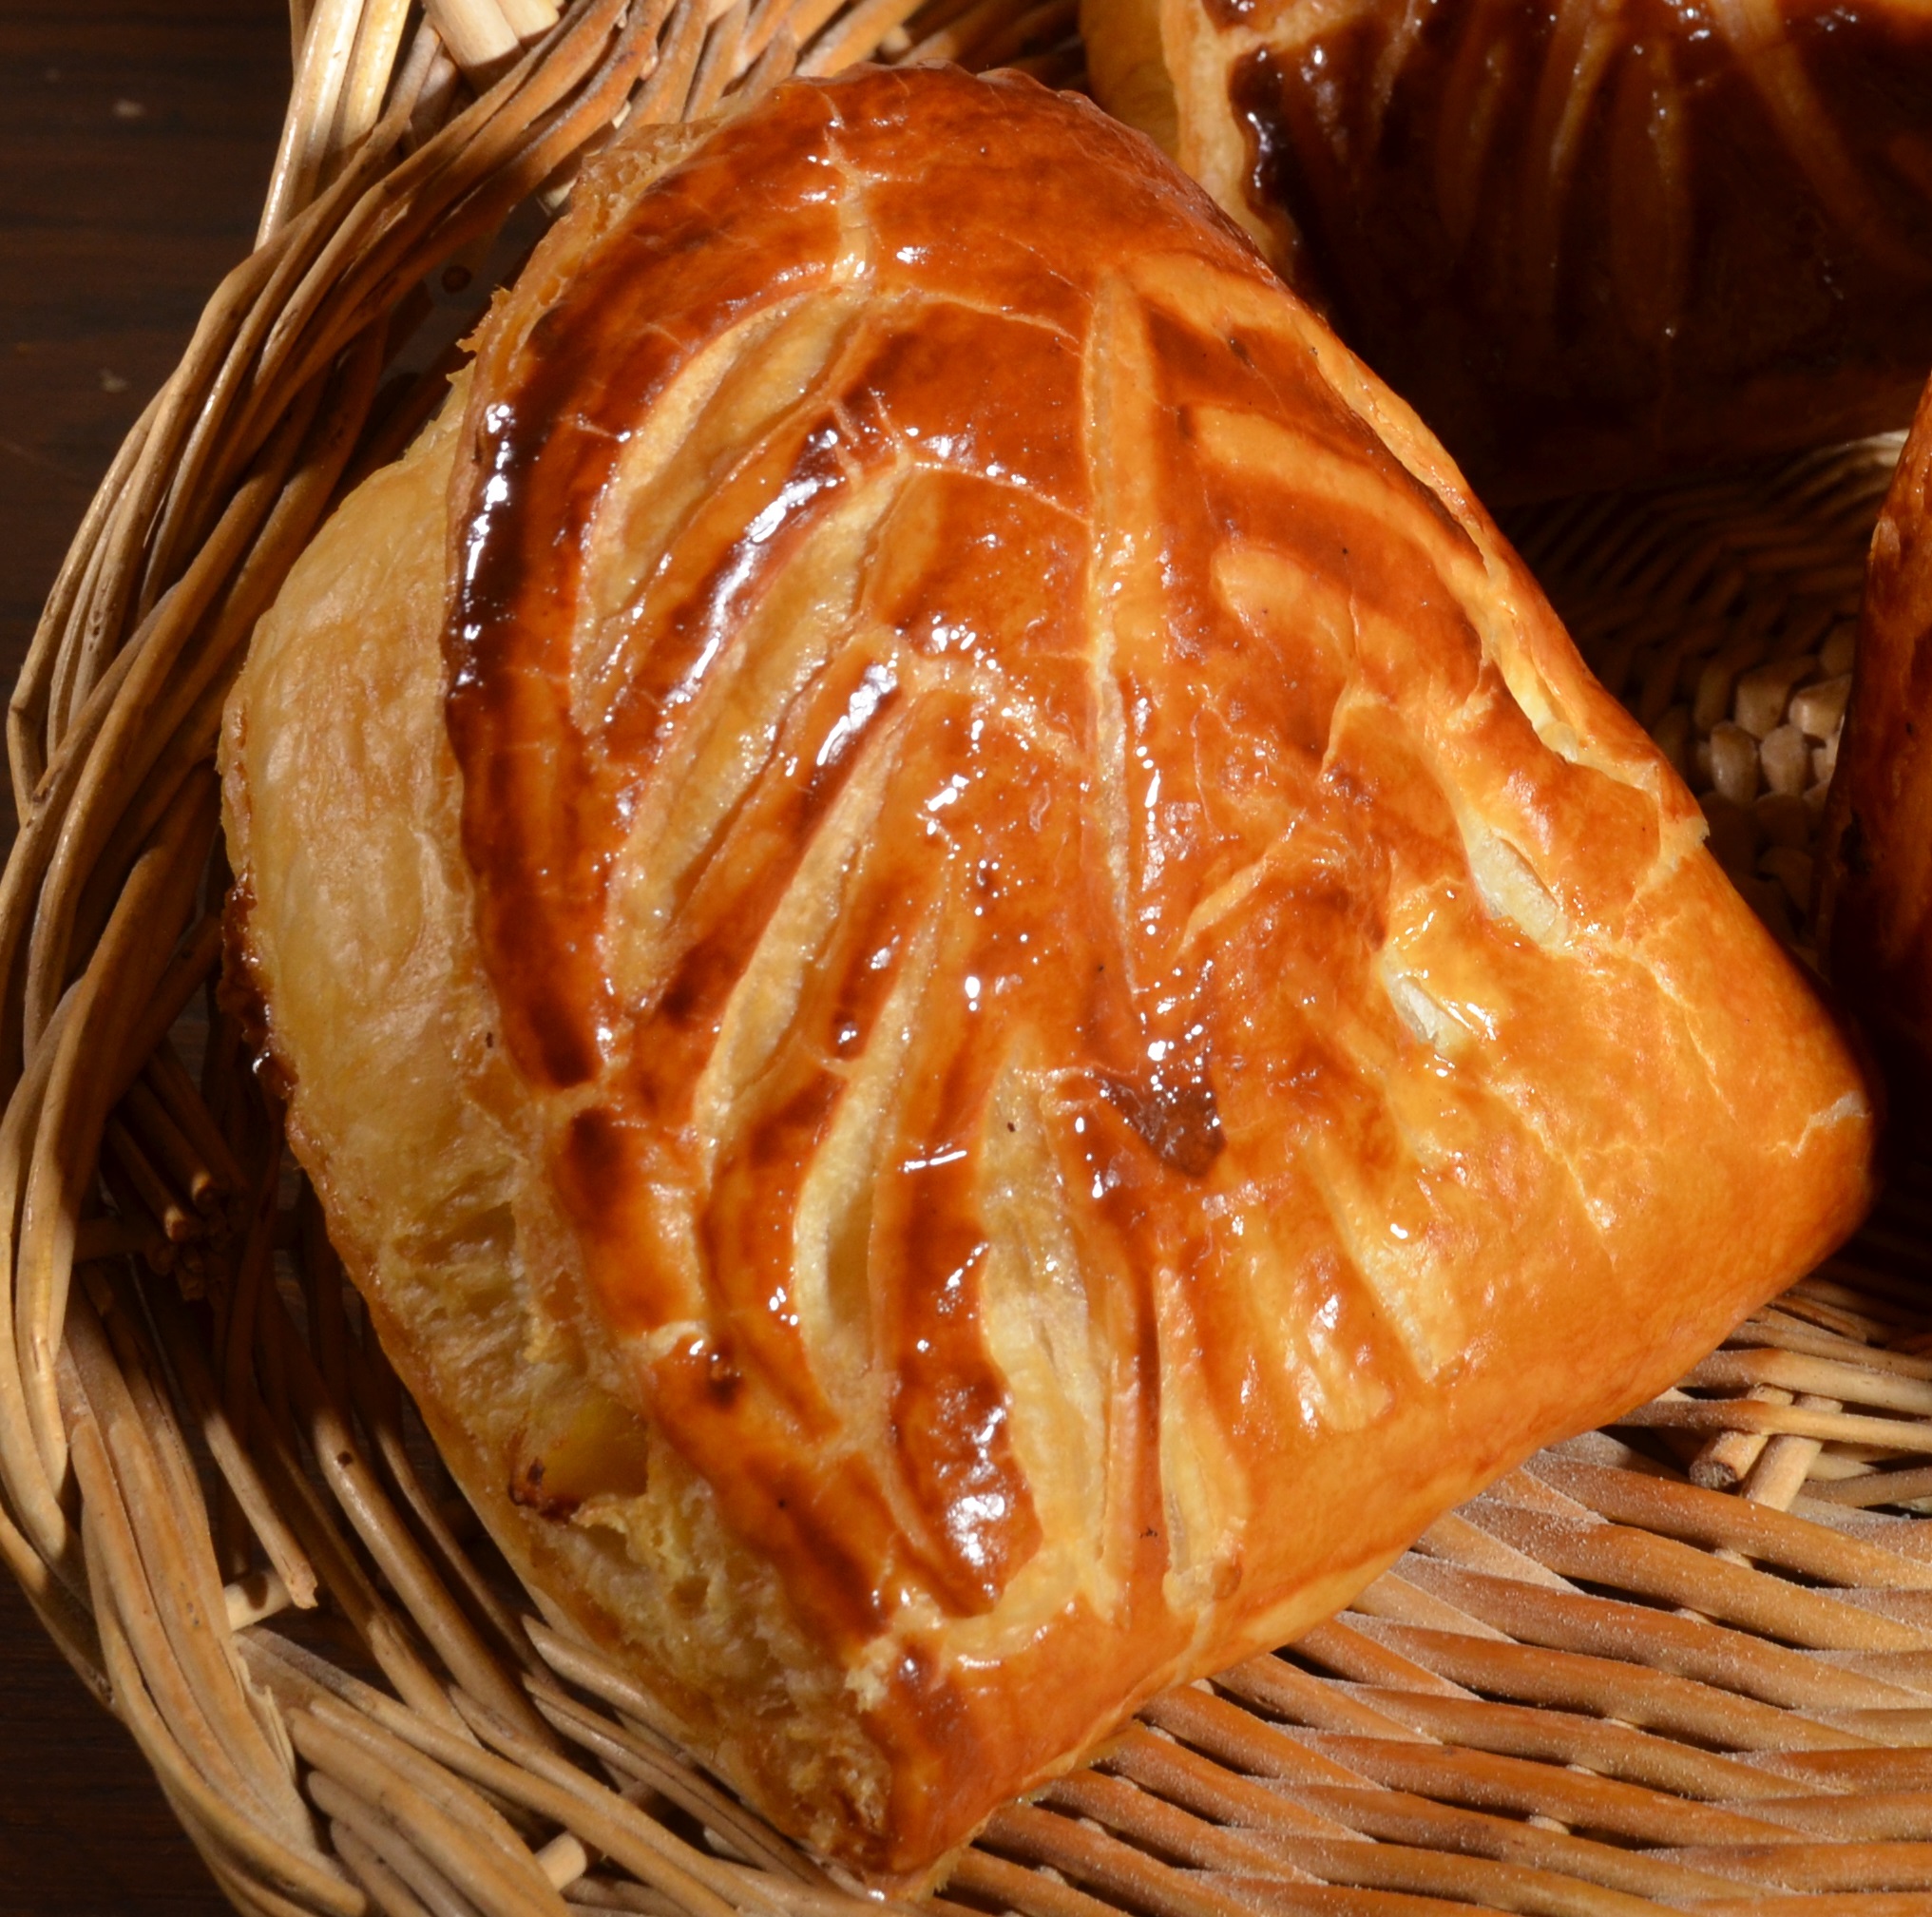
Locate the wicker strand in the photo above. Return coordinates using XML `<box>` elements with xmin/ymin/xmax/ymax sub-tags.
<box><xmin>318</xmin><ymin>1787</ymin><xmax>483</xmax><ymax>1917</ymax></box>
<box><xmin>11</xmin><ymin>374</ymin><xmax>320</xmax><ymax>1074</ymax></box>
<box><xmin>141</xmin><ymin>1274</ymin><xmax>319</xmax><ymax>1607</ymax></box>
<box><xmin>263</xmin><ymin>0</ymin><xmax>374</xmax><ymax>243</ymax></box>
<box><xmin>521</xmin><ymin>1685</ymin><xmax>829</xmax><ymax>1889</ymax></box>
<box><xmin>258</xmin><ymin>1283</ymin><xmax>555</xmax><ymax>1745</ymax></box>
<box><xmin>60</xmin><ymin>1310</ymin><xmax>307</xmax><ymax>1851</ymax></box>
<box><xmin>292</xmin><ymin>1717</ymin><xmax>567</xmax><ymax>1917</ymax></box>
<box><xmin>427</xmin><ymin>0</ymin><xmax>527</xmax><ymax>82</ymax></box>
<box><xmin>249</xmin><ymin>1639</ymin><xmax>755</xmax><ymax>1917</ymax></box>
<box><xmin>68</xmin><ymin>1283</ymin><xmax>311</xmax><ymax>1831</ymax></box>
<box><xmin>10</xmin><ymin>384</ymin><xmax>166</xmax><ymax>816</ymax></box>
<box><xmin>254</xmin><ymin>1430</ymin><xmax>475</xmax><ymax>1734</ymax></box>
<box><xmin>335</xmin><ymin>1818</ymin><xmax>445</xmax><ymax>1917</ymax></box>
<box><xmin>83</xmin><ymin>1504</ymin><xmax>363</xmax><ymax>1915</ymax></box>
<box><xmin>339</xmin><ymin>1337</ymin><xmax>541</xmax><ymax>1683</ymax></box>
<box><xmin>12</xmin><ymin>772</ymin><xmax>217</xmax><ymax>1500</ymax></box>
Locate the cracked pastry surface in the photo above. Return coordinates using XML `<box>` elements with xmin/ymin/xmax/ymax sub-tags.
<box><xmin>1082</xmin><ymin>0</ymin><xmax>1932</xmax><ymax>496</ymax></box>
<box><xmin>220</xmin><ymin>64</ymin><xmax>1876</xmax><ymax>1874</ymax></box>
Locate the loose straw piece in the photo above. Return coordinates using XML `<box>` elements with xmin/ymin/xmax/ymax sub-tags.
<box><xmin>1741</xmin><ymin>1392</ymin><xmax>1844</xmax><ymax>1511</ymax></box>
<box><xmin>1690</xmin><ymin>1384</ymin><xmax>1792</xmax><ymax>1489</ymax></box>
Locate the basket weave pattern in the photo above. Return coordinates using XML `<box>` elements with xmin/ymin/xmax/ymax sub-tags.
<box><xmin>9</xmin><ymin>6</ymin><xmax>1932</xmax><ymax>1912</ymax></box>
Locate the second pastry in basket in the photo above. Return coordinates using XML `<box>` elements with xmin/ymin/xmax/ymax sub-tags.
<box><xmin>220</xmin><ymin>64</ymin><xmax>1876</xmax><ymax>1875</ymax></box>
<box><xmin>1082</xmin><ymin>0</ymin><xmax>1932</xmax><ymax>497</ymax></box>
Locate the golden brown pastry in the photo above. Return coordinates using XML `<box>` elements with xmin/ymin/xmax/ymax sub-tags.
<box><xmin>220</xmin><ymin>64</ymin><xmax>1876</xmax><ymax>1875</ymax></box>
<box><xmin>1820</xmin><ymin>380</ymin><xmax>1932</xmax><ymax>1075</ymax></box>
<box><xmin>1083</xmin><ymin>0</ymin><xmax>1932</xmax><ymax>497</ymax></box>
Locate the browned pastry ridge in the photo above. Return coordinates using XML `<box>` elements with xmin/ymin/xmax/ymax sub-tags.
<box><xmin>1822</xmin><ymin>381</ymin><xmax>1932</xmax><ymax>1078</ymax></box>
<box><xmin>220</xmin><ymin>63</ymin><xmax>1876</xmax><ymax>1874</ymax></box>
<box><xmin>1081</xmin><ymin>0</ymin><xmax>1932</xmax><ymax>497</ymax></box>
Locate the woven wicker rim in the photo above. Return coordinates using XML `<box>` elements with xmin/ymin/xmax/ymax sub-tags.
<box><xmin>10</xmin><ymin>6</ymin><xmax>1932</xmax><ymax>1914</ymax></box>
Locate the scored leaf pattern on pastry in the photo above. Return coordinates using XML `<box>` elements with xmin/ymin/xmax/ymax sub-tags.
<box><xmin>446</xmin><ymin>65</ymin><xmax>1806</xmax><ymax>1672</ymax></box>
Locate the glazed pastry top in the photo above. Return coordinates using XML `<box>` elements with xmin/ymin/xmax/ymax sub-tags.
<box><xmin>224</xmin><ymin>65</ymin><xmax>1875</xmax><ymax>1871</ymax></box>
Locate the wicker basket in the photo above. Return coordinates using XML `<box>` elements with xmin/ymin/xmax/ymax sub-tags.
<box><xmin>10</xmin><ymin>4</ymin><xmax>1932</xmax><ymax>1911</ymax></box>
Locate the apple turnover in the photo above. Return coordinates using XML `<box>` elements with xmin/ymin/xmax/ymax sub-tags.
<box><xmin>220</xmin><ymin>65</ymin><xmax>1875</xmax><ymax>1873</ymax></box>
<box><xmin>1081</xmin><ymin>0</ymin><xmax>1932</xmax><ymax>496</ymax></box>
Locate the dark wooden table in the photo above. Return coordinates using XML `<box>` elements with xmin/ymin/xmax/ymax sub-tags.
<box><xmin>0</xmin><ymin>4</ymin><xmax>288</xmax><ymax>1909</ymax></box>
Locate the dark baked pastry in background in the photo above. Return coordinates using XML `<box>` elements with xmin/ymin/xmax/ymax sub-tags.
<box><xmin>1083</xmin><ymin>0</ymin><xmax>1932</xmax><ymax>498</ymax></box>
<box><xmin>220</xmin><ymin>63</ymin><xmax>1875</xmax><ymax>1876</ymax></box>
<box><xmin>1821</xmin><ymin>380</ymin><xmax>1932</xmax><ymax>1074</ymax></box>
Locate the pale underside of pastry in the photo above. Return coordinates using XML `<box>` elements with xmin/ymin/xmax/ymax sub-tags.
<box><xmin>220</xmin><ymin>65</ymin><xmax>1875</xmax><ymax>1876</ymax></box>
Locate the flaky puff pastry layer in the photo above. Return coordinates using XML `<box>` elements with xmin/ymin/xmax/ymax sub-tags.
<box><xmin>221</xmin><ymin>65</ymin><xmax>1875</xmax><ymax>1877</ymax></box>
